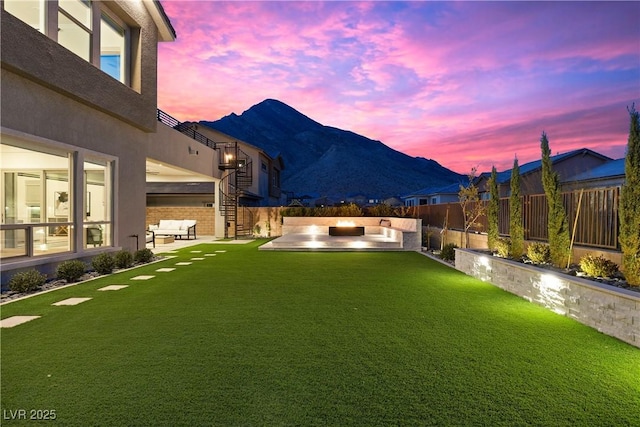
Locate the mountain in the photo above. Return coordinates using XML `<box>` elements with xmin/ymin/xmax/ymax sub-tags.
<box><xmin>201</xmin><ymin>99</ymin><xmax>463</xmax><ymax>199</ymax></box>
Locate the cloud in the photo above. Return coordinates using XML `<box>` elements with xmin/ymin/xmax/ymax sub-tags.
<box><xmin>158</xmin><ymin>1</ymin><xmax>639</xmax><ymax>174</ymax></box>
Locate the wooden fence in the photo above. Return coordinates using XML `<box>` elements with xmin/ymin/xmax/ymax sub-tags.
<box><xmin>416</xmin><ymin>186</ymin><xmax>620</xmax><ymax>250</ymax></box>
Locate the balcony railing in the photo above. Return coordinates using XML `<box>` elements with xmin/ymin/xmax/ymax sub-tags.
<box><xmin>157</xmin><ymin>109</ymin><xmax>216</xmax><ymax>149</ymax></box>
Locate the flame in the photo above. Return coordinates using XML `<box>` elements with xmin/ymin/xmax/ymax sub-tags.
<box><xmin>336</xmin><ymin>220</ymin><xmax>356</xmax><ymax>227</ymax></box>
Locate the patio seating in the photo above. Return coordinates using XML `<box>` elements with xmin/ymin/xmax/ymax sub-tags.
<box><xmin>86</xmin><ymin>225</ymin><xmax>103</xmax><ymax>247</ymax></box>
<box><xmin>149</xmin><ymin>220</ymin><xmax>197</xmax><ymax>240</ymax></box>
<box><xmin>146</xmin><ymin>230</ymin><xmax>155</xmax><ymax>248</ymax></box>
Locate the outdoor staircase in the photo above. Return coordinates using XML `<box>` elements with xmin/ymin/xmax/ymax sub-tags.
<box><xmin>156</xmin><ymin>109</ymin><xmax>255</xmax><ymax>239</ymax></box>
<box><xmin>219</xmin><ymin>142</ymin><xmax>253</xmax><ymax>239</ymax></box>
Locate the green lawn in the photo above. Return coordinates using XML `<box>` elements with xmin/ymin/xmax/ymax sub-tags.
<box><xmin>1</xmin><ymin>240</ymin><xmax>639</xmax><ymax>426</ymax></box>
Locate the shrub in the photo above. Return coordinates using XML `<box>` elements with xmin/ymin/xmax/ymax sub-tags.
<box><xmin>92</xmin><ymin>253</ymin><xmax>115</xmax><ymax>275</ymax></box>
<box><xmin>56</xmin><ymin>260</ymin><xmax>87</xmax><ymax>282</ymax></box>
<box><xmin>134</xmin><ymin>248</ymin><xmax>154</xmax><ymax>264</ymax></box>
<box><xmin>440</xmin><ymin>243</ymin><xmax>457</xmax><ymax>262</ymax></box>
<box><xmin>495</xmin><ymin>238</ymin><xmax>512</xmax><ymax>258</ymax></box>
<box><xmin>367</xmin><ymin>203</ymin><xmax>395</xmax><ymax>217</ymax></box>
<box><xmin>114</xmin><ymin>250</ymin><xmax>133</xmax><ymax>269</ymax></box>
<box><xmin>527</xmin><ymin>242</ymin><xmax>551</xmax><ymax>264</ymax></box>
<box><xmin>579</xmin><ymin>255</ymin><xmax>619</xmax><ymax>278</ymax></box>
<box><xmin>9</xmin><ymin>269</ymin><xmax>46</xmax><ymax>293</ymax></box>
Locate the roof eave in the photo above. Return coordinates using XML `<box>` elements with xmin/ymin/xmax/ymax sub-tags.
<box><xmin>144</xmin><ymin>0</ymin><xmax>176</xmax><ymax>42</ymax></box>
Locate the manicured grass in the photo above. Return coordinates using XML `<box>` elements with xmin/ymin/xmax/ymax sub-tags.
<box><xmin>1</xmin><ymin>241</ymin><xmax>639</xmax><ymax>426</ymax></box>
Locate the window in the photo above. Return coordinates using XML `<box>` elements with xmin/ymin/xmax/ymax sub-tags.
<box><xmin>0</xmin><ymin>142</ymin><xmax>73</xmax><ymax>258</ymax></box>
<box><xmin>84</xmin><ymin>158</ymin><xmax>112</xmax><ymax>248</ymax></box>
<box><xmin>3</xmin><ymin>0</ymin><xmax>44</xmax><ymax>32</ymax></box>
<box><xmin>272</xmin><ymin>169</ymin><xmax>281</xmax><ymax>188</ymax></box>
<box><xmin>58</xmin><ymin>0</ymin><xmax>92</xmax><ymax>62</ymax></box>
<box><xmin>3</xmin><ymin>0</ymin><xmax>129</xmax><ymax>85</ymax></box>
<box><xmin>100</xmin><ymin>12</ymin><xmax>126</xmax><ymax>82</ymax></box>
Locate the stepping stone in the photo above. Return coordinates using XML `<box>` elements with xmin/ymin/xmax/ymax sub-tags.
<box><xmin>98</xmin><ymin>285</ymin><xmax>128</xmax><ymax>291</ymax></box>
<box><xmin>130</xmin><ymin>275</ymin><xmax>155</xmax><ymax>281</ymax></box>
<box><xmin>175</xmin><ymin>262</ymin><xmax>192</xmax><ymax>266</ymax></box>
<box><xmin>164</xmin><ymin>255</ymin><xmax>178</xmax><ymax>259</ymax></box>
<box><xmin>156</xmin><ymin>268</ymin><xmax>176</xmax><ymax>272</ymax></box>
<box><xmin>204</xmin><ymin>254</ymin><xmax>217</xmax><ymax>257</ymax></box>
<box><xmin>53</xmin><ymin>297</ymin><xmax>92</xmax><ymax>306</ymax></box>
<box><xmin>190</xmin><ymin>257</ymin><xmax>205</xmax><ymax>261</ymax></box>
<box><xmin>0</xmin><ymin>316</ymin><xmax>41</xmax><ymax>328</ymax></box>
<box><xmin>190</xmin><ymin>250</ymin><xmax>202</xmax><ymax>253</ymax></box>
<box><xmin>215</xmin><ymin>250</ymin><xmax>227</xmax><ymax>253</ymax></box>
<box><xmin>165</xmin><ymin>251</ymin><xmax>179</xmax><ymax>254</ymax></box>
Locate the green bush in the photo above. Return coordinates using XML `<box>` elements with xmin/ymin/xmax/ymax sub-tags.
<box><xmin>134</xmin><ymin>248</ymin><xmax>154</xmax><ymax>264</ymax></box>
<box><xmin>9</xmin><ymin>269</ymin><xmax>46</xmax><ymax>293</ymax></box>
<box><xmin>114</xmin><ymin>250</ymin><xmax>133</xmax><ymax>269</ymax></box>
<box><xmin>56</xmin><ymin>260</ymin><xmax>87</xmax><ymax>282</ymax></box>
<box><xmin>579</xmin><ymin>255</ymin><xmax>619</xmax><ymax>278</ymax></box>
<box><xmin>92</xmin><ymin>253</ymin><xmax>115</xmax><ymax>275</ymax></box>
<box><xmin>527</xmin><ymin>242</ymin><xmax>551</xmax><ymax>264</ymax></box>
<box><xmin>367</xmin><ymin>203</ymin><xmax>396</xmax><ymax>217</ymax></box>
<box><xmin>495</xmin><ymin>238</ymin><xmax>512</xmax><ymax>258</ymax></box>
<box><xmin>440</xmin><ymin>243</ymin><xmax>457</xmax><ymax>262</ymax></box>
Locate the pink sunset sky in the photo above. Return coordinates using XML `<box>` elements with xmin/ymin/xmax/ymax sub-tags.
<box><xmin>157</xmin><ymin>1</ymin><xmax>640</xmax><ymax>174</ymax></box>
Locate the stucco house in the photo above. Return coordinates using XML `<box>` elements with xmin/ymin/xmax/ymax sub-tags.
<box><xmin>404</xmin><ymin>182</ymin><xmax>463</xmax><ymax>207</ymax></box>
<box><xmin>561</xmin><ymin>158</ymin><xmax>625</xmax><ymax>191</ymax></box>
<box><xmin>0</xmin><ymin>0</ymin><xmax>202</xmax><ymax>282</ymax></box>
<box><xmin>476</xmin><ymin>148</ymin><xmax>612</xmax><ymax>197</ymax></box>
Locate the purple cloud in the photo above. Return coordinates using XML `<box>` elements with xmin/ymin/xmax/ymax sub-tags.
<box><xmin>158</xmin><ymin>1</ymin><xmax>639</xmax><ymax>173</ymax></box>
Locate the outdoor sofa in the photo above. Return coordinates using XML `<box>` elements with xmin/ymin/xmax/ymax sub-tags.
<box><xmin>149</xmin><ymin>220</ymin><xmax>197</xmax><ymax>240</ymax></box>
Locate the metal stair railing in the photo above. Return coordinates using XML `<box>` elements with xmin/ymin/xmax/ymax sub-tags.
<box><xmin>157</xmin><ymin>109</ymin><xmax>216</xmax><ymax>149</ymax></box>
<box><xmin>218</xmin><ymin>143</ymin><xmax>253</xmax><ymax>238</ymax></box>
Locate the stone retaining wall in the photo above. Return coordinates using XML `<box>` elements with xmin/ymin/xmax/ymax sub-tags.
<box><xmin>455</xmin><ymin>248</ymin><xmax>639</xmax><ymax>348</ymax></box>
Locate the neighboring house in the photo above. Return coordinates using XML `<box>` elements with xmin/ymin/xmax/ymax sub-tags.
<box><xmin>0</xmin><ymin>1</ymin><xmax>189</xmax><ymax>282</ymax></box>
<box><xmin>405</xmin><ymin>148</ymin><xmax>612</xmax><ymax>207</ymax></box>
<box><xmin>404</xmin><ymin>182</ymin><xmax>462</xmax><ymax>206</ymax></box>
<box><xmin>561</xmin><ymin>158</ymin><xmax>625</xmax><ymax>191</ymax></box>
<box><xmin>475</xmin><ymin>148</ymin><xmax>612</xmax><ymax>197</ymax></box>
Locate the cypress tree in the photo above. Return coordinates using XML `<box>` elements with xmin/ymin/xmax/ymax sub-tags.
<box><xmin>541</xmin><ymin>132</ymin><xmax>570</xmax><ymax>267</ymax></box>
<box><xmin>509</xmin><ymin>157</ymin><xmax>524</xmax><ymax>258</ymax></box>
<box><xmin>487</xmin><ymin>166</ymin><xmax>499</xmax><ymax>251</ymax></box>
<box><xmin>619</xmin><ymin>105</ymin><xmax>640</xmax><ymax>286</ymax></box>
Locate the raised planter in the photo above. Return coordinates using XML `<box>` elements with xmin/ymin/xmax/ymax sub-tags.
<box><xmin>455</xmin><ymin>248</ymin><xmax>640</xmax><ymax>348</ymax></box>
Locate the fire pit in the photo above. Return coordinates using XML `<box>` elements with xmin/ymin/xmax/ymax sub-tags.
<box><xmin>329</xmin><ymin>220</ymin><xmax>365</xmax><ymax>236</ymax></box>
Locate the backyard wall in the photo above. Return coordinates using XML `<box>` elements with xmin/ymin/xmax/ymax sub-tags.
<box><xmin>455</xmin><ymin>248</ymin><xmax>640</xmax><ymax>348</ymax></box>
<box><xmin>146</xmin><ymin>207</ymin><xmax>215</xmax><ymax>236</ymax></box>
<box><xmin>426</xmin><ymin>226</ymin><xmax>623</xmax><ymax>267</ymax></box>
<box><xmin>245</xmin><ymin>207</ymin><xmax>284</xmax><ymax>237</ymax></box>
<box><xmin>281</xmin><ymin>216</ymin><xmax>422</xmax><ymax>251</ymax></box>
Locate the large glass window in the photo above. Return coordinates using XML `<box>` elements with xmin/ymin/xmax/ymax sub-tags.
<box><xmin>1</xmin><ymin>143</ymin><xmax>72</xmax><ymax>258</ymax></box>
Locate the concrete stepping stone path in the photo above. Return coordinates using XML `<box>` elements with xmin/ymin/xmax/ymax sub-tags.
<box><xmin>130</xmin><ymin>275</ymin><xmax>155</xmax><ymax>281</ymax></box>
<box><xmin>98</xmin><ymin>285</ymin><xmax>129</xmax><ymax>291</ymax></box>
<box><xmin>52</xmin><ymin>297</ymin><xmax>92</xmax><ymax>306</ymax></box>
<box><xmin>1</xmin><ymin>316</ymin><xmax>41</xmax><ymax>328</ymax></box>
<box><xmin>155</xmin><ymin>268</ymin><xmax>176</xmax><ymax>272</ymax></box>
